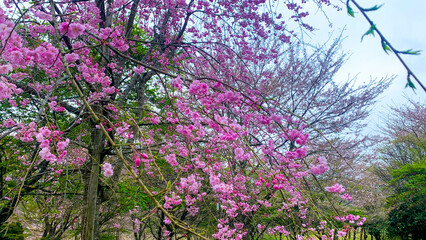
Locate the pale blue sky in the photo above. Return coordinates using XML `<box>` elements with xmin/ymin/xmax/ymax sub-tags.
<box><xmin>301</xmin><ymin>0</ymin><xmax>426</xmax><ymax>131</ymax></box>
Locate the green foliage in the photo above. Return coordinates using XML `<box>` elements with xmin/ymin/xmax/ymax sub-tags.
<box><xmin>0</xmin><ymin>222</ymin><xmax>25</xmax><ymax>240</ymax></box>
<box><xmin>387</xmin><ymin>197</ymin><xmax>426</xmax><ymax>239</ymax></box>
<box><xmin>117</xmin><ymin>179</ymin><xmax>150</xmax><ymax>212</ymax></box>
<box><xmin>406</xmin><ymin>76</ymin><xmax>416</xmax><ymax>89</ymax></box>
<box><xmin>389</xmin><ymin>161</ymin><xmax>426</xmax><ymax>200</ymax></box>
<box><xmin>363</xmin><ymin>217</ymin><xmax>387</xmax><ymax>239</ymax></box>
<box><xmin>383</xmin><ymin>133</ymin><xmax>425</xmax><ymax>238</ymax></box>
<box><xmin>100</xmin><ymin>233</ymin><xmax>117</xmax><ymax>240</ymax></box>
<box><xmin>398</xmin><ymin>49</ymin><xmax>422</xmax><ymax>55</ymax></box>
<box><xmin>385</xmin><ymin>161</ymin><xmax>426</xmax><ymax>239</ymax></box>
<box><xmin>130</xmin><ymin>23</ymin><xmax>151</xmax><ymax>60</ymax></box>
<box><xmin>361</xmin><ymin>24</ymin><xmax>375</xmax><ymax>42</ymax></box>
<box><xmin>346</xmin><ymin>1</ymin><xmax>355</xmax><ymax>17</ymax></box>
<box><xmin>381</xmin><ymin>40</ymin><xmax>391</xmax><ymax>54</ymax></box>
<box><xmin>361</xmin><ymin>4</ymin><xmax>383</xmax><ymax>12</ymax></box>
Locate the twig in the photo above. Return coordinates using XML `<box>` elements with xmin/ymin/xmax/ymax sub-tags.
<box><xmin>347</xmin><ymin>0</ymin><xmax>426</xmax><ymax>92</ymax></box>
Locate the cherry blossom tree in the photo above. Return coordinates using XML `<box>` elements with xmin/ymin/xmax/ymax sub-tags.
<box><xmin>0</xmin><ymin>0</ymin><xmax>374</xmax><ymax>239</ymax></box>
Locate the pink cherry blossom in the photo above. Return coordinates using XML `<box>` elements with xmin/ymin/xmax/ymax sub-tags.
<box><xmin>325</xmin><ymin>184</ymin><xmax>345</xmax><ymax>193</ymax></box>
<box><xmin>39</xmin><ymin>148</ymin><xmax>57</xmax><ymax>162</ymax></box>
<box><xmin>163</xmin><ymin>217</ymin><xmax>171</xmax><ymax>225</ymax></box>
<box><xmin>165</xmin><ymin>153</ymin><xmax>178</xmax><ymax>167</ymax></box>
<box><xmin>67</xmin><ymin>23</ymin><xmax>85</xmax><ymax>38</ymax></box>
<box><xmin>340</xmin><ymin>193</ymin><xmax>352</xmax><ymax>201</ymax></box>
<box><xmin>103</xmin><ymin>163</ymin><xmax>114</xmax><ymax>177</ymax></box>
<box><xmin>2</xmin><ymin>118</ymin><xmax>16</xmax><ymax>128</ymax></box>
<box><xmin>134</xmin><ymin>157</ymin><xmax>141</xmax><ymax>167</ymax></box>
<box><xmin>64</xmin><ymin>53</ymin><xmax>79</xmax><ymax>63</ymax></box>
<box><xmin>0</xmin><ymin>64</ymin><xmax>12</xmax><ymax>74</ymax></box>
<box><xmin>57</xmin><ymin>139</ymin><xmax>70</xmax><ymax>151</ymax></box>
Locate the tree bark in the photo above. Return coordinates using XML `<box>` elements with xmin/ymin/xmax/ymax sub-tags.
<box><xmin>81</xmin><ymin>122</ymin><xmax>105</xmax><ymax>240</ymax></box>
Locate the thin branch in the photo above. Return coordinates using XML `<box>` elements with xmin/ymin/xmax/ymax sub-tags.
<box><xmin>348</xmin><ymin>0</ymin><xmax>426</xmax><ymax>92</ymax></box>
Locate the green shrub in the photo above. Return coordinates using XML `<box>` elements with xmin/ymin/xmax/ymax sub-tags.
<box><xmin>0</xmin><ymin>222</ymin><xmax>25</xmax><ymax>240</ymax></box>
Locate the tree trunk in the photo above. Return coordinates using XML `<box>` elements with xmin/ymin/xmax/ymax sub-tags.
<box><xmin>81</xmin><ymin>124</ymin><xmax>105</xmax><ymax>240</ymax></box>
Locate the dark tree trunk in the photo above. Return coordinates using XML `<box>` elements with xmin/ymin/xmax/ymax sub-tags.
<box><xmin>81</xmin><ymin>121</ymin><xmax>105</xmax><ymax>240</ymax></box>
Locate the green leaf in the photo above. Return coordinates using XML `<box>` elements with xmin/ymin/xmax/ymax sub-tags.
<box><xmin>405</xmin><ymin>75</ymin><xmax>416</xmax><ymax>89</ymax></box>
<box><xmin>347</xmin><ymin>2</ymin><xmax>355</xmax><ymax>17</ymax></box>
<box><xmin>381</xmin><ymin>39</ymin><xmax>391</xmax><ymax>54</ymax></box>
<box><xmin>362</xmin><ymin>4</ymin><xmax>383</xmax><ymax>12</ymax></box>
<box><xmin>398</xmin><ymin>49</ymin><xmax>422</xmax><ymax>55</ymax></box>
<box><xmin>361</xmin><ymin>24</ymin><xmax>375</xmax><ymax>42</ymax></box>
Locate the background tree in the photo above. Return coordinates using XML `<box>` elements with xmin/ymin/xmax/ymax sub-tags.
<box><xmin>245</xmin><ymin>37</ymin><xmax>391</xmax><ymax>239</ymax></box>
<box><xmin>370</xmin><ymin>101</ymin><xmax>426</xmax><ymax>240</ymax></box>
